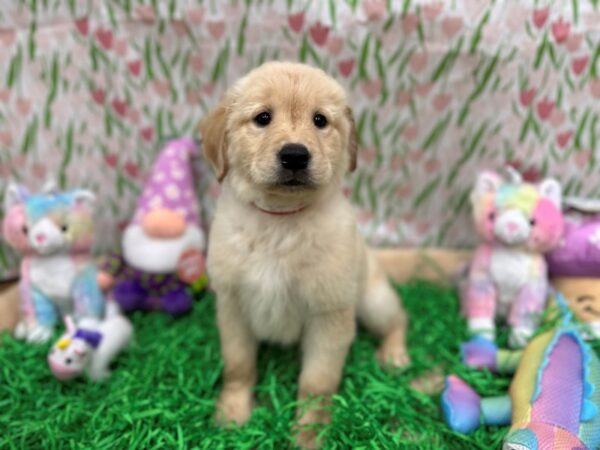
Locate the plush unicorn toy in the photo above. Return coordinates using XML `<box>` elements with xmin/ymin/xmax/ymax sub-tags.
<box><xmin>48</xmin><ymin>305</ymin><xmax>133</xmax><ymax>381</ymax></box>
<box><xmin>461</xmin><ymin>168</ymin><xmax>564</xmax><ymax>347</ymax></box>
<box><xmin>2</xmin><ymin>182</ymin><xmax>105</xmax><ymax>343</ymax></box>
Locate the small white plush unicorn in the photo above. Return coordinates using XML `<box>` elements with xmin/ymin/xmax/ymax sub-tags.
<box><xmin>47</xmin><ymin>306</ymin><xmax>133</xmax><ymax>381</ymax></box>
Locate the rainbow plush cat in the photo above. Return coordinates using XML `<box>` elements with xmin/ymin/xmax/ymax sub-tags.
<box><xmin>462</xmin><ymin>169</ymin><xmax>564</xmax><ymax>348</ymax></box>
<box><xmin>2</xmin><ymin>183</ymin><xmax>105</xmax><ymax>343</ymax></box>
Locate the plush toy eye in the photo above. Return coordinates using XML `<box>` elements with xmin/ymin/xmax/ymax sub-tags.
<box><xmin>488</xmin><ymin>212</ymin><xmax>495</xmax><ymax>221</ymax></box>
<box><xmin>254</xmin><ymin>111</ymin><xmax>271</xmax><ymax>127</ymax></box>
<box><xmin>22</xmin><ymin>225</ymin><xmax>28</xmax><ymax>235</ymax></box>
<box><xmin>61</xmin><ymin>224</ymin><xmax>68</xmax><ymax>233</ymax></box>
<box><xmin>529</xmin><ymin>218</ymin><xmax>536</xmax><ymax>226</ymax></box>
<box><xmin>313</xmin><ymin>113</ymin><xmax>328</xmax><ymax>129</ymax></box>
<box><xmin>65</xmin><ymin>358</ymin><xmax>72</xmax><ymax>365</ymax></box>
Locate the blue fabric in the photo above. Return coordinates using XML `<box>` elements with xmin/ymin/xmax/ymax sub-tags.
<box><xmin>32</xmin><ymin>288</ymin><xmax>57</xmax><ymax>326</ymax></box>
<box><xmin>481</xmin><ymin>395</ymin><xmax>512</xmax><ymax>426</ymax></box>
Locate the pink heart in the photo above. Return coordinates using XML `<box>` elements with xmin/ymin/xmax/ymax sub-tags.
<box><xmin>396</xmin><ymin>90</ymin><xmax>411</xmax><ymax>106</ymax></box>
<box><xmin>0</xmin><ymin>88</ymin><xmax>11</xmax><ymax>102</ymax></box>
<box><xmin>135</xmin><ymin>5</ymin><xmax>156</xmax><ymax>23</ymax></box>
<box><xmin>556</xmin><ymin>130</ymin><xmax>573</xmax><ymax>148</ymax></box>
<box><xmin>74</xmin><ymin>17</ymin><xmax>89</xmax><ymax>36</ymax></box>
<box><xmin>152</xmin><ymin>80</ymin><xmax>170</xmax><ymax>96</ymax></box>
<box><xmin>187</xmin><ymin>7</ymin><xmax>204</xmax><ymax>25</ymax></box>
<box><xmin>16</xmin><ymin>98</ymin><xmax>31</xmax><ymax>116</ymax></box>
<box><xmin>403</xmin><ymin>125</ymin><xmax>419</xmax><ymax>141</ymax></box>
<box><xmin>519</xmin><ymin>88</ymin><xmax>536</xmax><ymax>107</ymax></box>
<box><xmin>532</xmin><ymin>8</ymin><xmax>549</xmax><ymax>28</ymax></box>
<box><xmin>572</xmin><ymin>56</ymin><xmax>589</xmax><ymax>76</ymax></box>
<box><xmin>549</xmin><ymin>109</ymin><xmax>566</xmax><ymax>128</ymax></box>
<box><xmin>0</xmin><ymin>29</ymin><xmax>16</xmax><ymax>46</ymax></box>
<box><xmin>288</xmin><ymin>12</ymin><xmax>305</xmax><ymax>33</ymax></box>
<box><xmin>409</xmin><ymin>52</ymin><xmax>427</xmax><ymax>73</ymax></box>
<box><xmin>111</xmin><ymin>98</ymin><xmax>128</xmax><ymax>117</ymax></box>
<box><xmin>91</xmin><ymin>89</ymin><xmax>105</xmax><ymax>105</ymax></box>
<box><xmin>140</xmin><ymin>127</ymin><xmax>154</xmax><ymax>142</ymax></box>
<box><xmin>95</xmin><ymin>28</ymin><xmax>113</xmax><ymax>50</ymax></box>
<box><xmin>536</xmin><ymin>98</ymin><xmax>554</xmax><ymax>120</ymax></box>
<box><xmin>402</xmin><ymin>13</ymin><xmax>419</xmax><ymax>34</ymax></box>
<box><xmin>590</xmin><ymin>78</ymin><xmax>600</xmax><ymax>98</ymax></box>
<box><xmin>566</xmin><ymin>33</ymin><xmax>583</xmax><ymax>52</ymax></box>
<box><xmin>416</xmin><ymin>83</ymin><xmax>433</xmax><ymax>97</ymax></box>
<box><xmin>0</xmin><ymin>130</ymin><xmax>13</xmax><ymax>146</ymax></box>
<box><xmin>104</xmin><ymin>153</ymin><xmax>118</xmax><ymax>168</ymax></box>
<box><xmin>338</xmin><ymin>58</ymin><xmax>355</xmax><ymax>78</ymax></box>
<box><xmin>114</xmin><ymin>39</ymin><xmax>128</xmax><ymax>56</ymax></box>
<box><xmin>361</xmin><ymin>79</ymin><xmax>382</xmax><ymax>98</ymax></box>
<box><xmin>327</xmin><ymin>36</ymin><xmax>344</xmax><ymax>56</ymax></box>
<box><xmin>442</xmin><ymin>16</ymin><xmax>463</xmax><ymax>38</ymax></box>
<box><xmin>551</xmin><ymin>18</ymin><xmax>570</xmax><ymax>43</ymax></box>
<box><xmin>423</xmin><ymin>2</ymin><xmax>443</xmax><ymax>21</ymax></box>
<box><xmin>188</xmin><ymin>54</ymin><xmax>203</xmax><ymax>72</ymax></box>
<box><xmin>127</xmin><ymin>60</ymin><xmax>142</xmax><ymax>76</ymax></box>
<box><xmin>208</xmin><ymin>20</ymin><xmax>225</xmax><ymax>39</ymax></box>
<box><xmin>433</xmin><ymin>93</ymin><xmax>451</xmax><ymax>112</ymax></box>
<box><xmin>124</xmin><ymin>161</ymin><xmax>139</xmax><ymax>178</ymax></box>
<box><xmin>309</xmin><ymin>22</ymin><xmax>329</xmax><ymax>46</ymax></box>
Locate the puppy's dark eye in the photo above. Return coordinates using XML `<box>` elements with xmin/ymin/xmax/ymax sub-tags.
<box><xmin>529</xmin><ymin>218</ymin><xmax>536</xmax><ymax>226</ymax></box>
<box><xmin>61</xmin><ymin>224</ymin><xmax>68</xmax><ymax>233</ymax></box>
<box><xmin>22</xmin><ymin>225</ymin><xmax>28</xmax><ymax>235</ymax></box>
<box><xmin>313</xmin><ymin>113</ymin><xmax>328</xmax><ymax>129</ymax></box>
<box><xmin>254</xmin><ymin>111</ymin><xmax>271</xmax><ymax>127</ymax></box>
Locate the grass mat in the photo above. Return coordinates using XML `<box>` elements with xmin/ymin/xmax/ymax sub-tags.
<box><xmin>1</xmin><ymin>280</ymin><xmax>597</xmax><ymax>449</ymax></box>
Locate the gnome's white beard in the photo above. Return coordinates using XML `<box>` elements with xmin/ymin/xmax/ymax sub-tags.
<box><xmin>122</xmin><ymin>224</ymin><xmax>205</xmax><ymax>274</ymax></box>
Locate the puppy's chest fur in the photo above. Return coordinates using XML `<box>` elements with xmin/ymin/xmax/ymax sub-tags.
<box><xmin>211</xmin><ymin>208</ymin><xmax>361</xmax><ymax>345</ymax></box>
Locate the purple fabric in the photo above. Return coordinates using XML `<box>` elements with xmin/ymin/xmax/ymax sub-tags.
<box><xmin>531</xmin><ymin>335</ymin><xmax>583</xmax><ymax>434</ymax></box>
<box><xmin>462</xmin><ymin>336</ymin><xmax>498</xmax><ymax>371</ymax></box>
<box><xmin>547</xmin><ymin>214</ymin><xmax>600</xmax><ymax>277</ymax></box>
<box><xmin>74</xmin><ymin>328</ymin><xmax>103</xmax><ymax>348</ymax></box>
<box><xmin>133</xmin><ymin>138</ymin><xmax>201</xmax><ymax>226</ymax></box>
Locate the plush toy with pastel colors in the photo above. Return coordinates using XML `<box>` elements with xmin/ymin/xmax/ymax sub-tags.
<box><xmin>2</xmin><ymin>182</ymin><xmax>106</xmax><ymax>343</ymax></box>
<box><xmin>98</xmin><ymin>138</ymin><xmax>207</xmax><ymax>316</ymax></box>
<box><xmin>461</xmin><ymin>169</ymin><xmax>564</xmax><ymax>348</ymax></box>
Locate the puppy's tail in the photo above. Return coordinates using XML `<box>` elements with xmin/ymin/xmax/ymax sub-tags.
<box><xmin>373</xmin><ymin>248</ymin><xmax>471</xmax><ymax>285</ymax></box>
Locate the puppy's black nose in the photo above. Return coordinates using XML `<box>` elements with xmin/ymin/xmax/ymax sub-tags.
<box><xmin>278</xmin><ymin>144</ymin><xmax>311</xmax><ymax>171</ymax></box>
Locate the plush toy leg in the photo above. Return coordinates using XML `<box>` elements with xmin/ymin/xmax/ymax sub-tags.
<box><xmin>463</xmin><ymin>280</ymin><xmax>497</xmax><ymax>341</ymax></box>
<box><xmin>441</xmin><ymin>375</ymin><xmax>482</xmax><ymax>434</ymax></box>
<box><xmin>480</xmin><ymin>395</ymin><xmax>511</xmax><ymax>426</ymax></box>
<box><xmin>72</xmin><ymin>266</ymin><xmax>105</xmax><ymax>320</ymax></box>
<box><xmin>160</xmin><ymin>285</ymin><xmax>193</xmax><ymax>316</ymax></box>
<box><xmin>508</xmin><ymin>282</ymin><xmax>547</xmax><ymax>348</ymax></box>
<box><xmin>461</xmin><ymin>337</ymin><xmax>523</xmax><ymax>374</ymax></box>
<box><xmin>28</xmin><ymin>289</ymin><xmax>57</xmax><ymax>343</ymax></box>
<box><xmin>113</xmin><ymin>279</ymin><xmax>147</xmax><ymax>312</ymax></box>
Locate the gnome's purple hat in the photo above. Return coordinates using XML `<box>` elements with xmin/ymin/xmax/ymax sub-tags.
<box><xmin>133</xmin><ymin>138</ymin><xmax>201</xmax><ymax>226</ymax></box>
<box><xmin>546</xmin><ymin>198</ymin><xmax>600</xmax><ymax>277</ymax></box>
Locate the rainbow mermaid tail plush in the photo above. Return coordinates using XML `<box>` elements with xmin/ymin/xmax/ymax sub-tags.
<box><xmin>442</xmin><ymin>294</ymin><xmax>600</xmax><ymax>449</ymax></box>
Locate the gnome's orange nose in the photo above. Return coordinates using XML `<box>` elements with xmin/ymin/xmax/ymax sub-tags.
<box><xmin>142</xmin><ymin>208</ymin><xmax>186</xmax><ymax>239</ymax></box>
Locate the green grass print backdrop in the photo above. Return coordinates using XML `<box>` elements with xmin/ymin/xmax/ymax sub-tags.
<box><xmin>1</xmin><ymin>1</ymin><xmax>600</xmax><ymax>278</ymax></box>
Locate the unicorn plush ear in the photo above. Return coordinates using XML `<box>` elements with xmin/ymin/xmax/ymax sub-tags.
<box><xmin>539</xmin><ymin>178</ymin><xmax>562</xmax><ymax>209</ymax></box>
<box><xmin>41</xmin><ymin>178</ymin><xmax>58</xmax><ymax>194</ymax></box>
<box><xmin>72</xmin><ymin>190</ymin><xmax>96</xmax><ymax>210</ymax></box>
<box><xmin>4</xmin><ymin>183</ymin><xmax>29</xmax><ymax>211</ymax></box>
<box><xmin>63</xmin><ymin>315</ymin><xmax>76</xmax><ymax>334</ymax></box>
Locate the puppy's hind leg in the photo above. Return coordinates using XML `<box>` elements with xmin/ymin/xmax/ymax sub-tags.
<box><xmin>357</xmin><ymin>252</ymin><xmax>410</xmax><ymax>369</ymax></box>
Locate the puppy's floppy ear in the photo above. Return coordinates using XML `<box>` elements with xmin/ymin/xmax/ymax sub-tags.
<box><xmin>198</xmin><ymin>102</ymin><xmax>229</xmax><ymax>182</ymax></box>
<box><xmin>345</xmin><ymin>107</ymin><xmax>358</xmax><ymax>172</ymax></box>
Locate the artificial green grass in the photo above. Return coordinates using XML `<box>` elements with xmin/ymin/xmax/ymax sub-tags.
<box><xmin>1</xmin><ymin>281</ymin><xmax>596</xmax><ymax>449</ymax></box>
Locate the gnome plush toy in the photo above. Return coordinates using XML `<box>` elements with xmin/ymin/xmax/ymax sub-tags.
<box><xmin>98</xmin><ymin>138</ymin><xmax>207</xmax><ymax>316</ymax></box>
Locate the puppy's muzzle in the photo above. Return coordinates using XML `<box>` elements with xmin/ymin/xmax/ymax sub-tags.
<box><xmin>277</xmin><ymin>143</ymin><xmax>312</xmax><ymax>187</ymax></box>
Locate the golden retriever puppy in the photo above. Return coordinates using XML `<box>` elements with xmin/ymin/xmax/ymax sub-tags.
<box><xmin>199</xmin><ymin>62</ymin><xmax>409</xmax><ymax>448</ymax></box>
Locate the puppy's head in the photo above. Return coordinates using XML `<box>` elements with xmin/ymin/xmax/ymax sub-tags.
<box><xmin>199</xmin><ymin>62</ymin><xmax>357</xmax><ymax>207</ymax></box>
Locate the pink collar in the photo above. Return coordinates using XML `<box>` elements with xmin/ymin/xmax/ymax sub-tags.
<box><xmin>252</xmin><ymin>202</ymin><xmax>307</xmax><ymax>216</ymax></box>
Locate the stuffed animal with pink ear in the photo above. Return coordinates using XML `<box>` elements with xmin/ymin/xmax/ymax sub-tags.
<box><xmin>461</xmin><ymin>168</ymin><xmax>565</xmax><ymax>348</ymax></box>
<box><xmin>48</xmin><ymin>306</ymin><xmax>132</xmax><ymax>382</ymax></box>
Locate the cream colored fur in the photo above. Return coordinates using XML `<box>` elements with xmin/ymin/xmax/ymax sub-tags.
<box><xmin>199</xmin><ymin>62</ymin><xmax>409</xmax><ymax>449</ymax></box>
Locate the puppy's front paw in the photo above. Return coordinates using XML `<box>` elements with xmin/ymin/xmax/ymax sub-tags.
<box><xmin>215</xmin><ymin>387</ymin><xmax>253</xmax><ymax>426</ymax></box>
<box><xmin>294</xmin><ymin>407</ymin><xmax>330</xmax><ymax>450</ymax></box>
<box><xmin>377</xmin><ymin>328</ymin><xmax>411</xmax><ymax>369</ymax></box>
